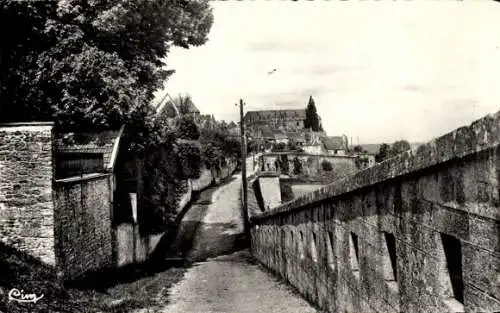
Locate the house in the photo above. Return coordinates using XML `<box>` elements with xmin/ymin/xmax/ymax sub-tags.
<box><xmin>154</xmin><ymin>92</ymin><xmax>200</xmax><ymax>119</ymax></box>
<box><xmin>54</xmin><ymin>127</ymin><xmax>125</xmax><ymax>179</ymax></box>
<box><xmin>274</xmin><ymin>131</ymin><xmax>289</xmax><ymax>144</ymax></box>
<box><xmin>302</xmin><ymin>143</ymin><xmax>323</xmax><ymax>155</ymax></box>
<box><xmin>305</xmin><ymin>130</ymin><xmax>326</xmax><ymax>145</ymax></box>
<box><xmin>321</xmin><ymin>135</ymin><xmax>348</xmax><ymax>156</ymax></box>
<box><xmin>261</xmin><ymin>129</ymin><xmax>275</xmax><ymax>142</ymax></box>
<box><xmin>0</xmin><ymin>122</ymin><xmax>127</xmax><ymax>280</ymax></box>
<box><xmin>287</xmin><ymin>132</ymin><xmax>306</xmax><ymax>146</ymax></box>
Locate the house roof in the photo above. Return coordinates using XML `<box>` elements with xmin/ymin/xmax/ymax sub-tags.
<box><xmin>322</xmin><ymin>136</ymin><xmax>346</xmax><ymax>151</ymax></box>
<box><xmin>154</xmin><ymin>92</ymin><xmax>200</xmax><ymax>118</ymax></box>
<box><xmin>54</xmin><ymin>126</ymin><xmax>124</xmax><ymax>170</ymax></box>
<box><xmin>287</xmin><ymin>132</ymin><xmax>306</xmax><ymax>142</ymax></box>
<box><xmin>154</xmin><ymin>92</ymin><xmax>177</xmax><ymax>117</ymax></box>
<box><xmin>261</xmin><ymin>130</ymin><xmax>275</xmax><ymax>139</ymax></box>
<box><xmin>274</xmin><ymin>131</ymin><xmax>288</xmax><ymax>140</ymax></box>
<box><xmin>244</xmin><ymin>109</ymin><xmax>306</xmax><ymax>123</ymax></box>
<box><xmin>178</xmin><ymin>97</ymin><xmax>200</xmax><ymax>114</ymax></box>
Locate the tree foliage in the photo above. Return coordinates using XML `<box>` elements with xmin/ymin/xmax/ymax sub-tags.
<box><xmin>375</xmin><ymin>143</ymin><xmax>390</xmax><ymax>163</ymax></box>
<box><xmin>0</xmin><ymin>0</ymin><xmax>213</xmax><ymax>134</ymax></box>
<box><xmin>321</xmin><ymin>160</ymin><xmax>333</xmax><ymax>171</ymax></box>
<box><xmin>198</xmin><ymin>120</ymin><xmax>240</xmax><ymax>170</ymax></box>
<box><xmin>173</xmin><ymin>93</ymin><xmax>196</xmax><ymax>115</ymax></box>
<box><xmin>293</xmin><ymin>156</ymin><xmax>303</xmax><ymax>175</ymax></box>
<box><xmin>271</xmin><ymin>142</ymin><xmax>287</xmax><ymax>152</ymax></box>
<box><xmin>375</xmin><ymin>140</ymin><xmax>411</xmax><ymax>163</ymax></box>
<box><xmin>279</xmin><ymin>155</ymin><xmax>289</xmax><ymax>174</ymax></box>
<box><xmin>177</xmin><ymin>116</ymin><xmax>200</xmax><ymax>140</ymax></box>
<box><xmin>352</xmin><ymin>145</ymin><xmax>367</xmax><ymax>153</ymax></box>
<box><xmin>304</xmin><ymin>95</ymin><xmax>323</xmax><ymax>132</ymax></box>
<box><xmin>390</xmin><ymin>140</ymin><xmax>411</xmax><ymax>156</ymax></box>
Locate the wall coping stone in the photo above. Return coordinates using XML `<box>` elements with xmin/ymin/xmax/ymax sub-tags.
<box><xmin>258</xmin><ymin>171</ymin><xmax>280</xmax><ymax>178</ymax></box>
<box><xmin>251</xmin><ymin>109</ymin><xmax>500</xmax><ymax>222</ymax></box>
<box><xmin>55</xmin><ymin>173</ymin><xmax>110</xmax><ymax>184</ymax></box>
<box><xmin>0</xmin><ymin>122</ymin><xmax>54</xmax><ymax>126</ymax></box>
<box><xmin>261</xmin><ymin>152</ymin><xmax>357</xmax><ymax>158</ymax></box>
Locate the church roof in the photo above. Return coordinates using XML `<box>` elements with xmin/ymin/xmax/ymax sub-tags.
<box><xmin>244</xmin><ymin>109</ymin><xmax>306</xmax><ymax>122</ymax></box>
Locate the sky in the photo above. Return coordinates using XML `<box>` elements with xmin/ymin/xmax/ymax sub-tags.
<box><xmin>155</xmin><ymin>1</ymin><xmax>500</xmax><ymax>144</ymax></box>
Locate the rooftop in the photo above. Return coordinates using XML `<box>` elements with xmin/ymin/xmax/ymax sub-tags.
<box><xmin>321</xmin><ymin>136</ymin><xmax>347</xmax><ymax>151</ymax></box>
<box><xmin>244</xmin><ymin>109</ymin><xmax>306</xmax><ymax>122</ymax></box>
<box><xmin>54</xmin><ymin>127</ymin><xmax>124</xmax><ymax>170</ymax></box>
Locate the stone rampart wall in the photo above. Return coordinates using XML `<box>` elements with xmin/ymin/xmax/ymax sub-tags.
<box><xmin>251</xmin><ymin>111</ymin><xmax>500</xmax><ymax>313</ymax></box>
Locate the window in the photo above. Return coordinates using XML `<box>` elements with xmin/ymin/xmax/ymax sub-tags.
<box><xmin>441</xmin><ymin>233</ymin><xmax>464</xmax><ymax>304</ymax></box>
<box><xmin>298</xmin><ymin>231</ymin><xmax>305</xmax><ymax>260</ymax></box>
<box><xmin>383</xmin><ymin>232</ymin><xmax>398</xmax><ymax>286</ymax></box>
<box><xmin>326</xmin><ymin>231</ymin><xmax>335</xmax><ymax>270</ymax></box>
<box><xmin>311</xmin><ymin>233</ymin><xmax>318</xmax><ymax>263</ymax></box>
<box><xmin>349</xmin><ymin>232</ymin><xmax>360</xmax><ymax>275</ymax></box>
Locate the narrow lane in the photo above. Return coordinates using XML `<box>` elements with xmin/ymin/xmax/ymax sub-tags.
<box><xmin>153</xmin><ymin>156</ymin><xmax>318</xmax><ymax>313</ymax></box>
<box><xmin>186</xmin><ymin>172</ymin><xmax>246</xmax><ymax>261</ymax></box>
<box><xmin>163</xmin><ymin>250</ymin><xmax>317</xmax><ymax>313</ymax></box>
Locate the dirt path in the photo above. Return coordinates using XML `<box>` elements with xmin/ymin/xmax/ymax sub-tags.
<box><xmin>161</xmin><ymin>250</ymin><xmax>318</xmax><ymax>313</ymax></box>
<box><xmin>144</xmin><ymin>161</ymin><xmax>318</xmax><ymax>313</ymax></box>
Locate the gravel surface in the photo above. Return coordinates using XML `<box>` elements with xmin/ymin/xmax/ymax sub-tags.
<box><xmin>158</xmin><ymin>250</ymin><xmax>318</xmax><ymax>313</ymax></box>
<box><xmin>147</xmin><ymin>159</ymin><xmax>318</xmax><ymax>313</ymax></box>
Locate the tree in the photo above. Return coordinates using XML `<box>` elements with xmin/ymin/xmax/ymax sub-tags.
<box><xmin>279</xmin><ymin>155</ymin><xmax>289</xmax><ymax>174</ymax></box>
<box><xmin>390</xmin><ymin>140</ymin><xmax>411</xmax><ymax>156</ymax></box>
<box><xmin>375</xmin><ymin>143</ymin><xmax>390</xmax><ymax>163</ymax></box>
<box><xmin>321</xmin><ymin>160</ymin><xmax>333</xmax><ymax>171</ymax></box>
<box><xmin>0</xmin><ymin>0</ymin><xmax>214</xmax><ymax>133</ymax></box>
<box><xmin>272</xmin><ymin>142</ymin><xmax>287</xmax><ymax>152</ymax></box>
<box><xmin>177</xmin><ymin>116</ymin><xmax>200</xmax><ymax>140</ymax></box>
<box><xmin>304</xmin><ymin>95</ymin><xmax>323</xmax><ymax>131</ymax></box>
<box><xmin>352</xmin><ymin>145</ymin><xmax>366</xmax><ymax>153</ymax></box>
<box><xmin>293</xmin><ymin>156</ymin><xmax>303</xmax><ymax>175</ymax></box>
<box><xmin>374</xmin><ymin>140</ymin><xmax>411</xmax><ymax>162</ymax></box>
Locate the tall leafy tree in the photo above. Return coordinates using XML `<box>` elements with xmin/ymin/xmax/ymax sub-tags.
<box><xmin>375</xmin><ymin>140</ymin><xmax>411</xmax><ymax>162</ymax></box>
<box><xmin>173</xmin><ymin>93</ymin><xmax>196</xmax><ymax>115</ymax></box>
<box><xmin>304</xmin><ymin>95</ymin><xmax>323</xmax><ymax>131</ymax></box>
<box><xmin>0</xmin><ymin>0</ymin><xmax>213</xmax><ymax>134</ymax></box>
<box><xmin>375</xmin><ymin>143</ymin><xmax>390</xmax><ymax>163</ymax></box>
<box><xmin>390</xmin><ymin>140</ymin><xmax>411</xmax><ymax>156</ymax></box>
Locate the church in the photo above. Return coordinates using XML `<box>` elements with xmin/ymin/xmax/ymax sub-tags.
<box><xmin>244</xmin><ymin>109</ymin><xmax>307</xmax><ymax>131</ymax></box>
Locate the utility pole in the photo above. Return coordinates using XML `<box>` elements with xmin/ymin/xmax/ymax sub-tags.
<box><xmin>237</xmin><ymin>99</ymin><xmax>250</xmax><ymax>234</ymax></box>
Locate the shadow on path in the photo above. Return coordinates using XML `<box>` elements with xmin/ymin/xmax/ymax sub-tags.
<box><xmin>186</xmin><ymin>222</ymin><xmax>249</xmax><ymax>262</ymax></box>
<box><xmin>164</xmin><ymin>175</ymin><xmax>248</xmax><ymax>263</ymax></box>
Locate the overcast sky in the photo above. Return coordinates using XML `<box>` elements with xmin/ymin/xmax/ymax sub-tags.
<box><xmin>156</xmin><ymin>1</ymin><xmax>500</xmax><ymax>144</ymax></box>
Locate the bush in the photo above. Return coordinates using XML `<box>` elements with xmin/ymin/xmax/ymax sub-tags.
<box><xmin>177</xmin><ymin>140</ymin><xmax>201</xmax><ymax>179</ymax></box>
<box><xmin>321</xmin><ymin>160</ymin><xmax>333</xmax><ymax>171</ymax></box>
<box><xmin>272</xmin><ymin>142</ymin><xmax>286</xmax><ymax>152</ymax></box>
<box><xmin>293</xmin><ymin>156</ymin><xmax>302</xmax><ymax>175</ymax></box>
<box><xmin>177</xmin><ymin>116</ymin><xmax>200</xmax><ymax>140</ymax></box>
<box><xmin>279</xmin><ymin>154</ymin><xmax>289</xmax><ymax>174</ymax></box>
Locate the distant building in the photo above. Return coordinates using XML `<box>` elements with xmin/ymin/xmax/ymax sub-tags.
<box><xmin>287</xmin><ymin>132</ymin><xmax>306</xmax><ymax>146</ymax></box>
<box><xmin>302</xmin><ymin>143</ymin><xmax>323</xmax><ymax>155</ymax></box>
<box><xmin>273</xmin><ymin>131</ymin><xmax>289</xmax><ymax>144</ymax></box>
<box><xmin>244</xmin><ymin>109</ymin><xmax>307</xmax><ymax>132</ymax></box>
<box><xmin>153</xmin><ymin>92</ymin><xmax>200</xmax><ymax>119</ymax></box>
<box><xmin>321</xmin><ymin>135</ymin><xmax>349</xmax><ymax>156</ymax></box>
<box><xmin>304</xmin><ymin>129</ymin><xmax>326</xmax><ymax>145</ymax></box>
